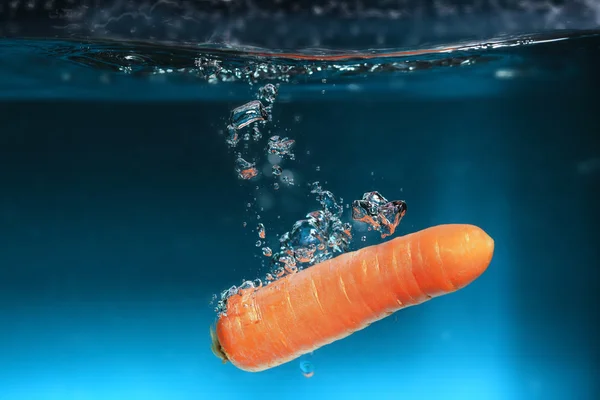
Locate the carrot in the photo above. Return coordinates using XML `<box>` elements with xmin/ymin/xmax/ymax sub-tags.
<box><xmin>212</xmin><ymin>224</ymin><xmax>494</xmax><ymax>372</ymax></box>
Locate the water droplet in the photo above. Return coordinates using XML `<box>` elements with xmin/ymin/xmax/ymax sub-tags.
<box><xmin>300</xmin><ymin>360</ymin><xmax>315</xmax><ymax>378</ymax></box>
<box><xmin>230</xmin><ymin>100</ymin><xmax>268</xmax><ymax>130</ymax></box>
<box><xmin>257</xmin><ymin>223</ymin><xmax>266</xmax><ymax>239</ymax></box>
<box><xmin>235</xmin><ymin>157</ymin><xmax>259</xmax><ymax>180</ymax></box>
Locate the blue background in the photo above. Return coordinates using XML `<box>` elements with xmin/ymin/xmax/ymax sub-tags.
<box><xmin>1</xmin><ymin>36</ymin><xmax>600</xmax><ymax>400</ymax></box>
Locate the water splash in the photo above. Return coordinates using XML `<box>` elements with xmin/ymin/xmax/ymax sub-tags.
<box><xmin>15</xmin><ymin>0</ymin><xmax>599</xmax><ymax>52</ymax></box>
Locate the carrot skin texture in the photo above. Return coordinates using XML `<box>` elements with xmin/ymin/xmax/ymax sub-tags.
<box><xmin>216</xmin><ymin>224</ymin><xmax>494</xmax><ymax>372</ymax></box>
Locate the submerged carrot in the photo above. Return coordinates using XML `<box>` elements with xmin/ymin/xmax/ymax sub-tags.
<box><xmin>212</xmin><ymin>224</ymin><xmax>494</xmax><ymax>372</ymax></box>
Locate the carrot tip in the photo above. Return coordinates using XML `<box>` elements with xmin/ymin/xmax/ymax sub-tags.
<box><xmin>210</xmin><ymin>324</ymin><xmax>229</xmax><ymax>364</ymax></box>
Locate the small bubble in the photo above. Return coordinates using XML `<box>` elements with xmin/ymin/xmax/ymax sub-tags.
<box><xmin>262</xmin><ymin>247</ymin><xmax>273</xmax><ymax>257</ymax></box>
<box><xmin>247</xmin><ymin>203</ymin><xmax>252</xmax><ymax>208</ymax></box>
<box><xmin>256</xmin><ymin>240</ymin><xmax>262</xmax><ymax>247</ymax></box>
<box><xmin>361</xmin><ymin>236</ymin><xmax>367</xmax><ymax>242</ymax></box>
<box><xmin>300</xmin><ymin>360</ymin><xmax>315</xmax><ymax>378</ymax></box>
<box><xmin>316</xmin><ymin>166</ymin><xmax>321</xmax><ymax>172</ymax></box>
<box><xmin>272</xmin><ymin>165</ymin><xmax>283</xmax><ymax>176</ymax></box>
<box><xmin>243</xmin><ymin>222</ymin><xmax>247</xmax><ymax>227</ymax></box>
<box><xmin>274</xmin><ymin>182</ymin><xmax>280</xmax><ymax>190</ymax></box>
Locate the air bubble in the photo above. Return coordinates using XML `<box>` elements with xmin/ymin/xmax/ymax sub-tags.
<box><xmin>257</xmin><ymin>223</ymin><xmax>266</xmax><ymax>239</ymax></box>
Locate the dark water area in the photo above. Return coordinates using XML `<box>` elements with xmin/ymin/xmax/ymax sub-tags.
<box><xmin>1</xmin><ymin>20</ymin><xmax>600</xmax><ymax>400</ymax></box>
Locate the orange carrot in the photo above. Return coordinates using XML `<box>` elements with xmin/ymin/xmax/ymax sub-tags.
<box><xmin>212</xmin><ymin>224</ymin><xmax>494</xmax><ymax>372</ymax></box>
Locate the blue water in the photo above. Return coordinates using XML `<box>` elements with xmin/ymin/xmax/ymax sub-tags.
<box><xmin>1</xmin><ymin>27</ymin><xmax>599</xmax><ymax>400</ymax></box>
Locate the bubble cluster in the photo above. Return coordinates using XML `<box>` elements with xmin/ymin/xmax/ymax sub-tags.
<box><xmin>267</xmin><ymin>136</ymin><xmax>296</xmax><ymax>159</ymax></box>
<box><xmin>267</xmin><ymin>182</ymin><xmax>352</xmax><ymax>276</ymax></box>
<box><xmin>258</xmin><ymin>83</ymin><xmax>279</xmax><ymax>104</ymax></box>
